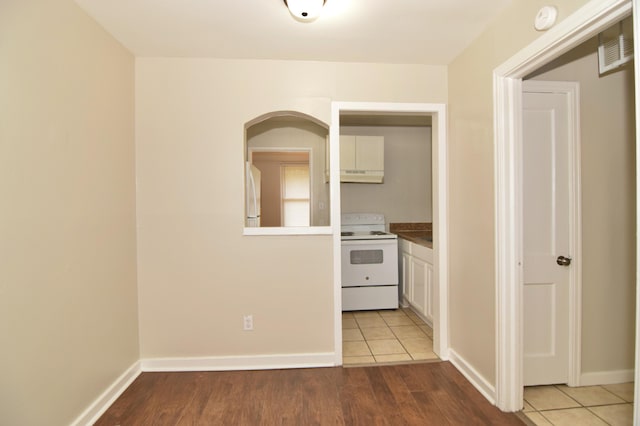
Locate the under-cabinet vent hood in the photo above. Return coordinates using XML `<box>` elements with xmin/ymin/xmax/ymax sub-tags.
<box><xmin>339</xmin><ymin>135</ymin><xmax>384</xmax><ymax>184</ymax></box>
<box><xmin>341</xmin><ymin>170</ymin><xmax>384</xmax><ymax>183</ymax></box>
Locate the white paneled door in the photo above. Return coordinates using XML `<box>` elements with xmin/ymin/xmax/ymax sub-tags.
<box><xmin>522</xmin><ymin>81</ymin><xmax>577</xmax><ymax>386</ymax></box>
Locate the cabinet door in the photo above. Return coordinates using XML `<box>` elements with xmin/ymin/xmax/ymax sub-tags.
<box><xmin>410</xmin><ymin>256</ymin><xmax>427</xmax><ymax>315</ymax></box>
<box><xmin>355</xmin><ymin>136</ymin><xmax>384</xmax><ymax>171</ymax></box>
<box><xmin>339</xmin><ymin>135</ymin><xmax>356</xmax><ymax>170</ymax></box>
<box><xmin>424</xmin><ymin>261</ymin><xmax>434</xmax><ymax>323</ymax></box>
<box><xmin>401</xmin><ymin>251</ymin><xmax>412</xmax><ymax>305</ymax></box>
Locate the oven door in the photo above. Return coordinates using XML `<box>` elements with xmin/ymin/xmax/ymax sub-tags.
<box><xmin>341</xmin><ymin>239</ymin><xmax>398</xmax><ymax>287</ymax></box>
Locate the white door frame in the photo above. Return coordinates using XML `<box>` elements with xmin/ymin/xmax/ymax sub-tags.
<box><xmin>494</xmin><ymin>0</ymin><xmax>634</xmax><ymax>413</ymax></box>
<box><xmin>330</xmin><ymin>102</ymin><xmax>449</xmax><ymax>363</ymax></box>
<box><xmin>522</xmin><ymin>80</ymin><xmax>582</xmax><ymax>387</ymax></box>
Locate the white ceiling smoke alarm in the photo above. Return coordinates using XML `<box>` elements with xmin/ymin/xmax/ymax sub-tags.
<box><xmin>534</xmin><ymin>6</ymin><xmax>558</xmax><ymax>31</ymax></box>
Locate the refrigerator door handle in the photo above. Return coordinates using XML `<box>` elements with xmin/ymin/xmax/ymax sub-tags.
<box><xmin>246</xmin><ymin>161</ymin><xmax>258</xmax><ymax>218</ymax></box>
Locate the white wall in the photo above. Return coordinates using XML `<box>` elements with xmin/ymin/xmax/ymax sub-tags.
<box><xmin>447</xmin><ymin>0</ymin><xmax>592</xmax><ymax>385</ymax></box>
<box><xmin>0</xmin><ymin>1</ymin><xmax>138</xmax><ymax>424</ymax></box>
<box><xmin>340</xmin><ymin>126</ymin><xmax>432</xmax><ymax>225</ymax></box>
<box><xmin>135</xmin><ymin>58</ymin><xmax>447</xmax><ymax>359</ymax></box>
<box><xmin>530</xmin><ymin>37</ymin><xmax>636</xmax><ymax>376</ymax></box>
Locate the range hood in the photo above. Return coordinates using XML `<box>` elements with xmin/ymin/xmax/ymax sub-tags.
<box><xmin>340</xmin><ymin>135</ymin><xmax>384</xmax><ymax>184</ymax></box>
<box><xmin>340</xmin><ymin>169</ymin><xmax>384</xmax><ymax>183</ymax></box>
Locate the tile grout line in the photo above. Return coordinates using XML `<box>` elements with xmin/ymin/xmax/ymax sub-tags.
<box><xmin>344</xmin><ymin>309</ymin><xmax>436</xmax><ymax>365</ymax></box>
<box><xmin>524</xmin><ymin>384</ymin><xmax>635</xmax><ymax>425</ymax></box>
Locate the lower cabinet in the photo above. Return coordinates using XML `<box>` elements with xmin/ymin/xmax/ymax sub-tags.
<box><xmin>400</xmin><ymin>238</ymin><xmax>434</xmax><ymax>325</ymax></box>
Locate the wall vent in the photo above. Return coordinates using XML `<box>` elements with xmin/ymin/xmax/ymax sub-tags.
<box><xmin>598</xmin><ymin>17</ymin><xmax>634</xmax><ymax>75</ymax></box>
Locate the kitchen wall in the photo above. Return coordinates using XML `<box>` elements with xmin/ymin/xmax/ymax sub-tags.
<box><xmin>529</xmin><ymin>36</ymin><xmax>636</xmax><ymax>377</ymax></box>
<box><xmin>0</xmin><ymin>0</ymin><xmax>138</xmax><ymax>425</ymax></box>
<box><xmin>135</xmin><ymin>59</ymin><xmax>447</xmax><ymax>359</ymax></box>
<box><xmin>340</xmin><ymin>125</ymin><xmax>432</xmax><ymax>225</ymax></box>
<box><xmin>447</xmin><ymin>0</ymin><xmax>592</xmax><ymax>386</ymax></box>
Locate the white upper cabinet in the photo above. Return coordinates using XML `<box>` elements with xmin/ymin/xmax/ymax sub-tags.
<box><xmin>339</xmin><ymin>135</ymin><xmax>384</xmax><ymax>183</ymax></box>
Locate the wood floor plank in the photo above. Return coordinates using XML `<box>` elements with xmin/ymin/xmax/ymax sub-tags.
<box><xmin>378</xmin><ymin>366</ymin><xmax>442</xmax><ymax>424</ymax></box>
<box><xmin>96</xmin><ymin>362</ymin><xmax>524</xmax><ymax>425</ymax></box>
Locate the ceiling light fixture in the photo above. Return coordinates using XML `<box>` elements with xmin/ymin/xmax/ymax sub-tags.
<box><xmin>284</xmin><ymin>0</ymin><xmax>326</xmax><ymax>22</ymax></box>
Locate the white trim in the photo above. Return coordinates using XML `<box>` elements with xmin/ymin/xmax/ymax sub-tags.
<box><xmin>432</xmin><ymin>103</ymin><xmax>450</xmax><ymax>360</ymax></box>
<box><xmin>448</xmin><ymin>349</ymin><xmax>496</xmax><ymax>405</ymax></box>
<box><xmin>521</xmin><ymin>80</ymin><xmax>583</xmax><ymax>388</ymax></box>
<box><xmin>494</xmin><ymin>0</ymin><xmax>633</xmax><ymax>412</ymax></box>
<box><xmin>494</xmin><ymin>74</ymin><xmax>523</xmax><ymax>412</ymax></box>
<box><xmin>243</xmin><ymin>226</ymin><xmax>332</xmax><ymax>236</ymax></box>
<box><xmin>330</xmin><ymin>101</ymin><xmax>343</xmax><ymax>364</ymax></box>
<box><xmin>140</xmin><ymin>352</ymin><xmax>335</xmax><ymax>372</ymax></box>
<box><xmin>633</xmin><ymin>2</ymin><xmax>640</xmax><ymax>425</ymax></box>
<box><xmin>330</xmin><ymin>101</ymin><xmax>449</xmax><ymax>363</ymax></box>
<box><xmin>580</xmin><ymin>369</ymin><xmax>636</xmax><ymax>386</ymax></box>
<box><xmin>70</xmin><ymin>361</ymin><xmax>141</xmax><ymax>426</ymax></box>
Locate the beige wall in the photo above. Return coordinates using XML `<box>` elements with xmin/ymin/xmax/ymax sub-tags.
<box><xmin>530</xmin><ymin>38</ymin><xmax>636</xmax><ymax>374</ymax></box>
<box><xmin>447</xmin><ymin>0</ymin><xmax>592</xmax><ymax>384</ymax></box>
<box><xmin>135</xmin><ymin>58</ymin><xmax>446</xmax><ymax>358</ymax></box>
<box><xmin>340</xmin><ymin>125</ymin><xmax>432</xmax><ymax>225</ymax></box>
<box><xmin>0</xmin><ymin>1</ymin><xmax>138</xmax><ymax>425</ymax></box>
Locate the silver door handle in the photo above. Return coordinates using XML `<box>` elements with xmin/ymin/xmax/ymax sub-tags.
<box><xmin>556</xmin><ymin>256</ymin><xmax>572</xmax><ymax>266</ymax></box>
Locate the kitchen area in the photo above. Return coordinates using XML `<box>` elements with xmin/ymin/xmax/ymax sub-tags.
<box><xmin>339</xmin><ymin>113</ymin><xmax>437</xmax><ymax>365</ymax></box>
<box><xmin>243</xmin><ymin>109</ymin><xmax>440</xmax><ymax>365</ymax></box>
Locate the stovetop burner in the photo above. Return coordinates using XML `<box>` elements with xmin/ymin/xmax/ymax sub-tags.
<box><xmin>341</xmin><ymin>230</ymin><xmax>391</xmax><ymax>236</ymax></box>
<box><xmin>340</xmin><ymin>230</ymin><xmax>397</xmax><ymax>240</ymax></box>
<box><xmin>340</xmin><ymin>213</ymin><xmax>397</xmax><ymax>240</ymax></box>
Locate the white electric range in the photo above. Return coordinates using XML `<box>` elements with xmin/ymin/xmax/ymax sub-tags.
<box><xmin>341</xmin><ymin>213</ymin><xmax>399</xmax><ymax>311</ymax></box>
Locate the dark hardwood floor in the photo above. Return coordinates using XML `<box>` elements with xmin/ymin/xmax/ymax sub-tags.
<box><xmin>95</xmin><ymin>361</ymin><xmax>524</xmax><ymax>425</ymax></box>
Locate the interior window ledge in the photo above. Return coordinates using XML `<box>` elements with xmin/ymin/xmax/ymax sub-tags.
<box><xmin>243</xmin><ymin>226</ymin><xmax>333</xmax><ymax>236</ymax></box>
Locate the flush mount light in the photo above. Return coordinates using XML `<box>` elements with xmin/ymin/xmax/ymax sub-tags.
<box><xmin>284</xmin><ymin>0</ymin><xmax>326</xmax><ymax>22</ymax></box>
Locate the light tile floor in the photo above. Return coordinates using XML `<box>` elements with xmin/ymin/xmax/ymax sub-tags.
<box><xmin>342</xmin><ymin>308</ymin><xmax>439</xmax><ymax>365</ymax></box>
<box><xmin>523</xmin><ymin>383</ymin><xmax>634</xmax><ymax>425</ymax></box>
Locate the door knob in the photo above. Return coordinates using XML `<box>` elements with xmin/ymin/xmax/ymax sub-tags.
<box><xmin>556</xmin><ymin>256</ymin><xmax>572</xmax><ymax>266</ymax></box>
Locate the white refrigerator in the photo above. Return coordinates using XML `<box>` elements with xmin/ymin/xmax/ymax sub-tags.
<box><xmin>245</xmin><ymin>162</ymin><xmax>261</xmax><ymax>227</ymax></box>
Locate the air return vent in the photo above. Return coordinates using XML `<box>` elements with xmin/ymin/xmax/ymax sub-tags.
<box><xmin>598</xmin><ymin>17</ymin><xmax>634</xmax><ymax>75</ymax></box>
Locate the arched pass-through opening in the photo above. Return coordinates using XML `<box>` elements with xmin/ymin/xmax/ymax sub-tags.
<box><xmin>244</xmin><ymin>110</ymin><xmax>331</xmax><ymax>234</ymax></box>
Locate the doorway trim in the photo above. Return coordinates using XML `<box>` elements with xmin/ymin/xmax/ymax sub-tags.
<box><xmin>494</xmin><ymin>0</ymin><xmax>633</xmax><ymax>412</ymax></box>
<box><xmin>330</xmin><ymin>102</ymin><xmax>449</xmax><ymax>364</ymax></box>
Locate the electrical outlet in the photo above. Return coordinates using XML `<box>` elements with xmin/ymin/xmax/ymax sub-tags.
<box><xmin>243</xmin><ymin>314</ymin><xmax>253</xmax><ymax>331</ymax></box>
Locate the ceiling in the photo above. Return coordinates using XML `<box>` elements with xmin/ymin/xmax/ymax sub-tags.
<box><xmin>75</xmin><ymin>0</ymin><xmax>513</xmax><ymax>65</ymax></box>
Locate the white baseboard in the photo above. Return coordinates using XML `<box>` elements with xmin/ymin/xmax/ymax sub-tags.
<box><xmin>448</xmin><ymin>349</ymin><xmax>496</xmax><ymax>405</ymax></box>
<box><xmin>580</xmin><ymin>369</ymin><xmax>635</xmax><ymax>386</ymax></box>
<box><xmin>71</xmin><ymin>360</ymin><xmax>141</xmax><ymax>426</ymax></box>
<box><xmin>141</xmin><ymin>352</ymin><xmax>336</xmax><ymax>372</ymax></box>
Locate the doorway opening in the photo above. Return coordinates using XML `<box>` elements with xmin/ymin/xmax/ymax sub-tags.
<box><xmin>494</xmin><ymin>0</ymin><xmax>637</xmax><ymax>417</ymax></box>
<box><xmin>330</xmin><ymin>102</ymin><xmax>449</xmax><ymax>366</ymax></box>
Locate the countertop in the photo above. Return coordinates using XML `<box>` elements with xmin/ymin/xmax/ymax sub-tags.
<box><xmin>389</xmin><ymin>222</ymin><xmax>433</xmax><ymax>249</ymax></box>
